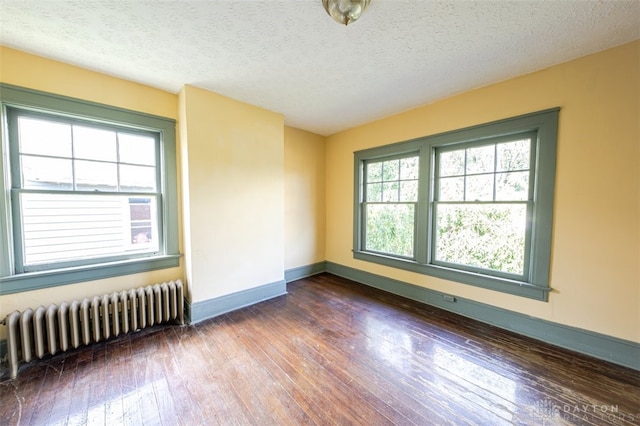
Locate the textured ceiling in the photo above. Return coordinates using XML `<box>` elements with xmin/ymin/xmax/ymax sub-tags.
<box><xmin>0</xmin><ymin>1</ymin><xmax>638</xmax><ymax>136</ymax></box>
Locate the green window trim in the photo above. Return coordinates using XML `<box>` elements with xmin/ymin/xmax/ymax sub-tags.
<box><xmin>0</xmin><ymin>83</ymin><xmax>180</xmax><ymax>295</ymax></box>
<box><xmin>353</xmin><ymin>108</ymin><xmax>559</xmax><ymax>301</ymax></box>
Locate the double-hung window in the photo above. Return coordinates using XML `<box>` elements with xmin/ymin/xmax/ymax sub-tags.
<box><xmin>0</xmin><ymin>84</ymin><xmax>180</xmax><ymax>294</ymax></box>
<box><xmin>433</xmin><ymin>134</ymin><xmax>535</xmax><ymax>278</ymax></box>
<box><xmin>354</xmin><ymin>109</ymin><xmax>558</xmax><ymax>300</ymax></box>
<box><xmin>363</xmin><ymin>154</ymin><xmax>419</xmax><ymax>258</ymax></box>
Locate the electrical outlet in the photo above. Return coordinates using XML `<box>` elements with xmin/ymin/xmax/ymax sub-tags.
<box><xmin>443</xmin><ymin>294</ymin><xmax>456</xmax><ymax>303</ymax></box>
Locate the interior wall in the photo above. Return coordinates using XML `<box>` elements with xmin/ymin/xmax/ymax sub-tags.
<box><xmin>0</xmin><ymin>47</ymin><xmax>178</xmax><ymax>120</ymax></box>
<box><xmin>0</xmin><ymin>47</ymin><xmax>295</xmax><ymax>328</ymax></box>
<box><xmin>325</xmin><ymin>41</ymin><xmax>640</xmax><ymax>343</ymax></box>
<box><xmin>179</xmin><ymin>85</ymin><xmax>285</xmax><ymax>304</ymax></box>
<box><xmin>284</xmin><ymin>126</ymin><xmax>326</xmax><ymax>270</ymax></box>
<box><xmin>1</xmin><ymin>41</ymin><xmax>637</xmax><ymax>346</ymax></box>
<box><xmin>0</xmin><ymin>47</ymin><xmax>184</xmax><ymax>335</ymax></box>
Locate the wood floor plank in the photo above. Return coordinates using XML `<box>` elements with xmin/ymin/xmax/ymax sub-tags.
<box><xmin>65</xmin><ymin>346</ymin><xmax>95</xmax><ymax>425</ymax></box>
<box><xmin>1</xmin><ymin>273</ymin><xmax>639</xmax><ymax>425</ymax></box>
<box><xmin>104</xmin><ymin>339</ymin><xmax>126</xmax><ymax>424</ymax></box>
<box><xmin>83</xmin><ymin>343</ymin><xmax>107</xmax><ymax>426</ymax></box>
<box><xmin>249</xmin><ymin>288</ymin><xmax>485</xmax><ymax>424</ymax></box>
<box><xmin>213</xmin><ymin>314</ymin><xmax>317</xmax><ymax>425</ymax></box>
<box><xmin>118</xmin><ymin>332</ymin><xmax>143</xmax><ymax>426</ymax></box>
<box><xmin>190</xmin><ymin>325</ymin><xmax>256</xmax><ymax>425</ymax></box>
<box><xmin>227</xmin><ymin>309</ymin><xmax>361</xmax><ymax>424</ymax></box>
<box><xmin>38</xmin><ymin>355</ymin><xmax>75</xmax><ymax>426</ymax></box>
<box><xmin>138</xmin><ymin>333</ymin><xmax>168</xmax><ymax>426</ymax></box>
<box><xmin>293</xmin><ymin>280</ymin><xmax>531</xmax><ymax>422</ymax></box>
<box><xmin>155</xmin><ymin>327</ymin><xmax>206</xmax><ymax>425</ymax></box>
<box><xmin>224</xmin><ymin>310</ymin><xmax>343</xmax><ymax>425</ymax></box>
<box><xmin>237</xmin><ymin>305</ymin><xmax>400</xmax><ymax>425</ymax></box>
<box><xmin>13</xmin><ymin>363</ymin><xmax>48</xmax><ymax>425</ymax></box>
<box><xmin>305</xmin><ymin>274</ymin><xmax>640</xmax><ymax>425</ymax></box>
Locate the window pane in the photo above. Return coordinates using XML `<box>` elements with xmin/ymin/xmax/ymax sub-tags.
<box><xmin>435</xmin><ymin>203</ymin><xmax>526</xmax><ymax>275</ymax></box>
<box><xmin>119</xmin><ymin>133</ymin><xmax>156</xmax><ymax>166</ymax></box>
<box><xmin>367</xmin><ymin>162</ymin><xmax>382</xmax><ymax>182</ymax></box>
<box><xmin>399</xmin><ymin>180</ymin><xmax>418</xmax><ymax>202</ymax></box>
<box><xmin>131</xmin><ymin>225</ymin><xmax>153</xmax><ymax>244</ymax></box>
<box><xmin>382</xmin><ymin>182</ymin><xmax>399</xmax><ymax>202</ymax></box>
<box><xmin>366</xmin><ymin>183</ymin><xmax>382</xmax><ymax>202</ymax></box>
<box><xmin>120</xmin><ymin>164</ymin><xmax>157</xmax><ymax>192</ymax></box>
<box><xmin>18</xmin><ymin>117</ymin><xmax>72</xmax><ymax>157</ymax></box>
<box><xmin>21</xmin><ymin>156</ymin><xmax>73</xmax><ymax>190</ymax></box>
<box><xmin>20</xmin><ymin>192</ymin><xmax>159</xmax><ymax>266</ymax></box>
<box><xmin>466</xmin><ymin>174</ymin><xmax>494</xmax><ymax>201</ymax></box>
<box><xmin>439</xmin><ymin>150</ymin><xmax>465</xmax><ymax>177</ymax></box>
<box><xmin>466</xmin><ymin>145</ymin><xmax>495</xmax><ymax>174</ymax></box>
<box><xmin>382</xmin><ymin>160</ymin><xmax>399</xmax><ymax>181</ymax></box>
<box><xmin>130</xmin><ymin>203</ymin><xmax>151</xmax><ymax>220</ymax></box>
<box><xmin>400</xmin><ymin>157</ymin><xmax>419</xmax><ymax>179</ymax></box>
<box><xmin>74</xmin><ymin>160</ymin><xmax>118</xmax><ymax>191</ymax></box>
<box><xmin>73</xmin><ymin>126</ymin><xmax>117</xmax><ymax>161</ymax></box>
<box><xmin>497</xmin><ymin>139</ymin><xmax>530</xmax><ymax>172</ymax></box>
<box><xmin>439</xmin><ymin>176</ymin><xmax>464</xmax><ymax>201</ymax></box>
<box><xmin>129</xmin><ymin>197</ymin><xmax>156</xmax><ymax>245</ymax></box>
<box><xmin>496</xmin><ymin>171</ymin><xmax>529</xmax><ymax>201</ymax></box>
<box><xmin>365</xmin><ymin>203</ymin><xmax>414</xmax><ymax>257</ymax></box>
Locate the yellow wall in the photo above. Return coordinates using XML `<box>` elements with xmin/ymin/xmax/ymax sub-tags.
<box><xmin>284</xmin><ymin>126</ymin><xmax>326</xmax><ymax>269</ymax></box>
<box><xmin>1</xmin><ymin>41</ymin><xmax>638</xmax><ymax>346</ymax></box>
<box><xmin>0</xmin><ymin>47</ymin><xmax>315</xmax><ymax>326</ymax></box>
<box><xmin>0</xmin><ymin>47</ymin><xmax>294</xmax><ymax>312</ymax></box>
<box><xmin>179</xmin><ymin>85</ymin><xmax>285</xmax><ymax>303</ymax></box>
<box><xmin>325</xmin><ymin>41</ymin><xmax>640</xmax><ymax>343</ymax></box>
<box><xmin>0</xmin><ymin>47</ymin><xmax>177</xmax><ymax>120</ymax></box>
<box><xmin>0</xmin><ymin>47</ymin><xmax>183</xmax><ymax>334</ymax></box>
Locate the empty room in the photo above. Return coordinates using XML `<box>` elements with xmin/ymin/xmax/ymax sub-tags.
<box><xmin>0</xmin><ymin>1</ymin><xmax>639</xmax><ymax>424</ymax></box>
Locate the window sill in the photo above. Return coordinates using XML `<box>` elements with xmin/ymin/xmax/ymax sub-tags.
<box><xmin>353</xmin><ymin>250</ymin><xmax>550</xmax><ymax>301</ymax></box>
<box><xmin>0</xmin><ymin>254</ymin><xmax>181</xmax><ymax>295</ymax></box>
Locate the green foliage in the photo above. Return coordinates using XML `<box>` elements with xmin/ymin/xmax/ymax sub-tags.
<box><xmin>438</xmin><ymin>138</ymin><xmax>531</xmax><ymax>202</ymax></box>
<box><xmin>431</xmin><ymin>139</ymin><xmax>531</xmax><ymax>275</ymax></box>
<box><xmin>364</xmin><ymin>146</ymin><xmax>528</xmax><ymax>273</ymax></box>
<box><xmin>365</xmin><ymin>204</ymin><xmax>414</xmax><ymax>257</ymax></box>
<box><xmin>364</xmin><ymin>155</ymin><xmax>419</xmax><ymax>257</ymax></box>
<box><xmin>436</xmin><ymin>204</ymin><xmax>526</xmax><ymax>274</ymax></box>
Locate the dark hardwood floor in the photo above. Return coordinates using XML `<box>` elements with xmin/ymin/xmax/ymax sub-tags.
<box><xmin>1</xmin><ymin>273</ymin><xmax>639</xmax><ymax>425</ymax></box>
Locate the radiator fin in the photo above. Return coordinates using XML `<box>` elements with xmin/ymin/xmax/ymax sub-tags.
<box><xmin>69</xmin><ymin>300</ymin><xmax>81</xmax><ymax>349</ymax></box>
<box><xmin>3</xmin><ymin>279</ymin><xmax>184</xmax><ymax>379</ymax></box>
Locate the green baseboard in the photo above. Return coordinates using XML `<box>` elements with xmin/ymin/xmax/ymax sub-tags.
<box><xmin>188</xmin><ymin>279</ymin><xmax>287</xmax><ymax>324</ymax></box>
<box><xmin>325</xmin><ymin>261</ymin><xmax>640</xmax><ymax>371</ymax></box>
<box><xmin>3</xmin><ymin>263</ymin><xmax>638</xmax><ymax>371</ymax></box>
<box><xmin>284</xmin><ymin>261</ymin><xmax>327</xmax><ymax>282</ymax></box>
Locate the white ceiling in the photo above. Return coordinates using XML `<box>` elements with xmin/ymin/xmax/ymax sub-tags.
<box><xmin>0</xmin><ymin>1</ymin><xmax>638</xmax><ymax>136</ymax></box>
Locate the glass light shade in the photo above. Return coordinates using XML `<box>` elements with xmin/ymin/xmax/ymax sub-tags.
<box><xmin>322</xmin><ymin>0</ymin><xmax>372</xmax><ymax>26</ymax></box>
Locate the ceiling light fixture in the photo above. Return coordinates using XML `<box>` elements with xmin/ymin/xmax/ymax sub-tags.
<box><xmin>322</xmin><ymin>0</ymin><xmax>371</xmax><ymax>26</ymax></box>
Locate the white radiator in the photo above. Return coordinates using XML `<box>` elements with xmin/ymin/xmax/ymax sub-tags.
<box><xmin>2</xmin><ymin>280</ymin><xmax>184</xmax><ymax>379</ymax></box>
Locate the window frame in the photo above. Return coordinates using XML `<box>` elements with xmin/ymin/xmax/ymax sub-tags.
<box><xmin>362</xmin><ymin>151</ymin><xmax>420</xmax><ymax>259</ymax></box>
<box><xmin>353</xmin><ymin>108</ymin><xmax>559</xmax><ymax>301</ymax></box>
<box><xmin>0</xmin><ymin>84</ymin><xmax>180</xmax><ymax>295</ymax></box>
<box><xmin>430</xmin><ymin>131</ymin><xmax>537</xmax><ymax>281</ymax></box>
